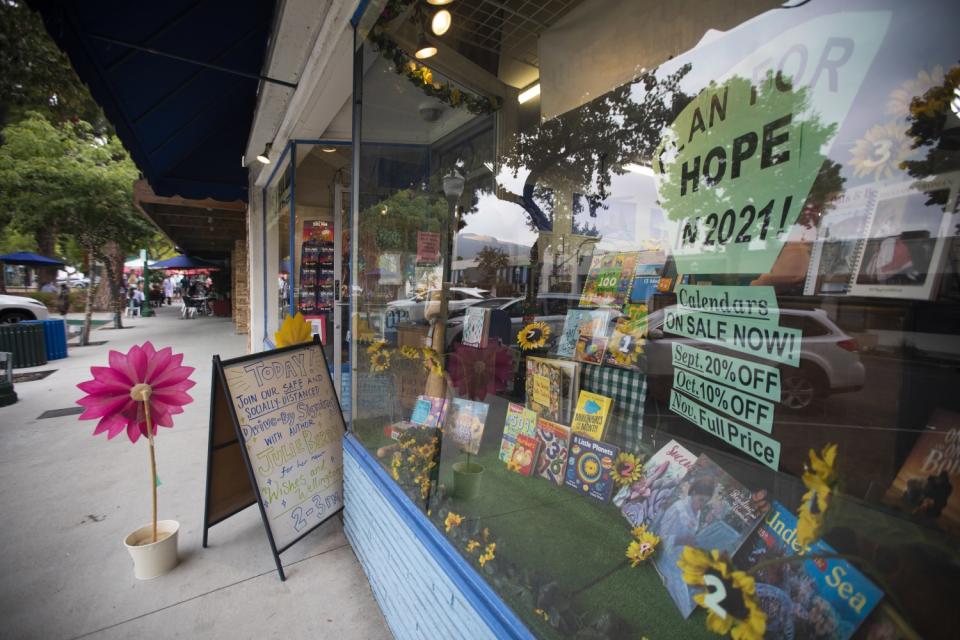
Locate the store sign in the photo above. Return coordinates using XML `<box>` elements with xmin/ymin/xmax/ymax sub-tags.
<box><xmin>417</xmin><ymin>231</ymin><xmax>440</xmax><ymax>264</ymax></box>
<box><xmin>656</xmin><ymin>12</ymin><xmax>890</xmax><ymax>274</ymax></box>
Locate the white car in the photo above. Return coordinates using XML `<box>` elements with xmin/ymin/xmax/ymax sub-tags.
<box><xmin>0</xmin><ymin>294</ymin><xmax>51</xmax><ymax>323</ymax></box>
<box><xmin>386</xmin><ymin>287</ymin><xmax>488</xmax><ymax>323</ymax></box>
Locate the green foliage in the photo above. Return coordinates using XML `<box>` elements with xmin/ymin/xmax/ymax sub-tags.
<box><xmin>0</xmin><ymin>112</ymin><xmax>153</xmax><ymax>261</ymax></box>
<box><xmin>475</xmin><ymin>245</ymin><xmax>509</xmax><ymax>286</ymax></box>
<box><xmin>0</xmin><ymin>1</ymin><xmax>105</xmax><ymax>130</ymax></box>
<box><xmin>19</xmin><ymin>290</ymin><xmax>86</xmax><ymax>312</ymax></box>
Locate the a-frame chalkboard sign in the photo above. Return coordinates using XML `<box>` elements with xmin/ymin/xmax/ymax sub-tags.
<box><xmin>202</xmin><ymin>336</ymin><xmax>345</xmax><ymax>580</ymax></box>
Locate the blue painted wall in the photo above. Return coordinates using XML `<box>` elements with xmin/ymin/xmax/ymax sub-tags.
<box><xmin>343</xmin><ymin>434</ymin><xmax>534</xmax><ymax>640</ymax></box>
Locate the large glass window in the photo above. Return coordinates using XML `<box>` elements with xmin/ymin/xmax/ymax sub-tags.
<box><xmin>352</xmin><ymin>1</ymin><xmax>960</xmax><ymax>638</ymax></box>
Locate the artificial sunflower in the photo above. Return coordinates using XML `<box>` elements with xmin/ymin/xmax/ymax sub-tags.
<box><xmin>612</xmin><ymin>452</ymin><xmax>644</xmax><ymax>486</ymax></box>
<box><xmin>274</xmin><ymin>312</ymin><xmax>313</xmax><ymax>347</ymax></box>
<box><xmin>796</xmin><ymin>443</ymin><xmax>839</xmax><ymax>546</ymax></box>
<box><xmin>478</xmin><ymin>543</ymin><xmax>496</xmax><ymax>566</ymax></box>
<box><xmin>848</xmin><ymin>121</ymin><xmax>913</xmax><ymax>181</ymax></box>
<box><xmin>366</xmin><ymin>340</ymin><xmax>387</xmax><ymax>355</ymax></box>
<box><xmin>610</xmin><ymin>329</ymin><xmax>646</xmax><ymax>367</ymax></box>
<box><xmin>466</xmin><ymin>539</ymin><xmax>480</xmax><ymax>553</ymax></box>
<box><xmin>399</xmin><ymin>345</ymin><xmax>421</xmax><ymax>360</ymax></box>
<box><xmin>507</xmin><ymin>458</ymin><xmax>522</xmax><ymax>473</ymax></box>
<box><xmin>518</xmin><ymin>321</ymin><xmax>551</xmax><ymax>351</ymax></box>
<box><xmin>678</xmin><ymin>547</ymin><xmax>766</xmax><ymax>640</ymax></box>
<box><xmin>626</xmin><ymin>526</ymin><xmax>659</xmax><ymax>566</ymax></box>
<box><xmin>370</xmin><ymin>349</ymin><xmax>391</xmax><ymax>373</ymax></box>
<box><xmin>444</xmin><ymin>511</ymin><xmax>463</xmax><ymax>532</ymax></box>
<box><xmin>421</xmin><ymin>347</ymin><xmax>444</xmax><ymax>376</ymax></box>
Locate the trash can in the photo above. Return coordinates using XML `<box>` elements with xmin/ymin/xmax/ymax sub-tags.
<box><xmin>0</xmin><ymin>322</ymin><xmax>48</xmax><ymax>368</ymax></box>
<box><xmin>23</xmin><ymin>319</ymin><xmax>68</xmax><ymax>360</ymax></box>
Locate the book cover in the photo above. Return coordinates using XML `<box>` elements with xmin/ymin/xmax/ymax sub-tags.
<box><xmin>651</xmin><ymin>455</ymin><xmax>768</xmax><ymax>618</ymax></box>
<box><xmin>882</xmin><ymin>409</ymin><xmax>960</xmax><ymax>537</ymax></box>
<box><xmin>535</xmin><ymin>417</ymin><xmax>572</xmax><ymax>486</ymax></box>
<box><xmin>564</xmin><ymin>434</ymin><xmax>620</xmax><ymax>502</ymax></box>
<box><xmin>556</xmin><ymin>309</ymin><xmax>594</xmax><ymax>358</ymax></box>
<box><xmin>508</xmin><ymin>433</ymin><xmax>539</xmax><ymax>476</ymax></box>
<box><xmin>573</xmin><ymin>309</ymin><xmax>615</xmax><ymax>365</ymax></box>
<box><xmin>579</xmin><ymin>252</ymin><xmax>638</xmax><ymax>308</ymax></box>
<box><xmin>446</xmin><ymin>398</ymin><xmax>489</xmax><ymax>455</ymax></box>
<box><xmin>526</xmin><ymin>356</ymin><xmax>580</xmax><ymax>424</ymax></box>
<box><xmin>570</xmin><ymin>390</ymin><xmax>613</xmax><ymax>440</ymax></box>
<box><xmin>575</xmin><ymin>333</ymin><xmax>608</xmax><ymax>365</ymax></box>
<box><xmin>614</xmin><ymin>439</ymin><xmax>697</xmax><ymax>528</ymax></box>
<box><xmin>462</xmin><ymin>306</ymin><xmax>491</xmax><ymax>348</ymax></box>
<box><xmin>735</xmin><ymin>501</ymin><xmax>883</xmax><ymax>639</ymax></box>
<box><xmin>499</xmin><ymin>402</ymin><xmax>538</xmax><ymax>463</ymax></box>
<box><xmin>410</xmin><ymin>395</ymin><xmax>446</xmax><ymax>429</ymax></box>
<box><xmin>603</xmin><ymin>310</ymin><xmax>648</xmax><ymax>371</ymax></box>
<box><xmin>629</xmin><ymin>262</ymin><xmax>663</xmax><ymax>305</ymax></box>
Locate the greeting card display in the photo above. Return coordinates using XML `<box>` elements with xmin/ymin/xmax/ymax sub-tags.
<box><xmin>564</xmin><ymin>434</ymin><xmax>619</xmax><ymax>502</ymax></box>
<box><xmin>534</xmin><ymin>417</ymin><xmax>571</xmax><ymax>486</ymax></box>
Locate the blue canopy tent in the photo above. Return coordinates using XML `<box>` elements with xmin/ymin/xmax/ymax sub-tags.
<box><xmin>0</xmin><ymin>252</ymin><xmax>67</xmax><ymax>291</ymax></box>
<box><xmin>152</xmin><ymin>255</ymin><xmax>221</xmax><ymax>270</ymax></box>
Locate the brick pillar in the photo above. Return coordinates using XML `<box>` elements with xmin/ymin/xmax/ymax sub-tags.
<box><xmin>232</xmin><ymin>237</ymin><xmax>249</xmax><ymax>335</ymax></box>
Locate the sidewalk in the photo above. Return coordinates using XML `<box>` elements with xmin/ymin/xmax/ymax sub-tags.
<box><xmin>0</xmin><ymin>305</ymin><xmax>389</xmax><ymax>639</ymax></box>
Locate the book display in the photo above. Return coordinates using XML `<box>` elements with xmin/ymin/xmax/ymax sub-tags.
<box><xmin>345</xmin><ymin>2</ymin><xmax>960</xmax><ymax>638</ymax></box>
<box><xmin>298</xmin><ymin>220</ymin><xmax>335</xmax><ymax>315</ymax></box>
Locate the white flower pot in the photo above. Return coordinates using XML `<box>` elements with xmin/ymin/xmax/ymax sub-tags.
<box><xmin>123</xmin><ymin>520</ymin><xmax>180</xmax><ymax>580</ymax></box>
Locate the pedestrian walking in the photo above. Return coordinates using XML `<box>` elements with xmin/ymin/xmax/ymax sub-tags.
<box><xmin>58</xmin><ymin>283</ymin><xmax>70</xmax><ymax>316</ymax></box>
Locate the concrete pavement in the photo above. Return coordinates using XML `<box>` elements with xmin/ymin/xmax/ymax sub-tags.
<box><xmin>0</xmin><ymin>305</ymin><xmax>390</xmax><ymax>639</ymax></box>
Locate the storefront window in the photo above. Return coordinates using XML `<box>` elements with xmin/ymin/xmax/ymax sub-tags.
<box><xmin>263</xmin><ymin>148</ymin><xmax>292</xmax><ymax>344</ymax></box>
<box><xmin>352</xmin><ymin>1</ymin><xmax>960</xmax><ymax>638</ymax></box>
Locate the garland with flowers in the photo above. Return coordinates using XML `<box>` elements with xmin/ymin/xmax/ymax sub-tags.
<box><xmin>368</xmin><ymin>29</ymin><xmax>501</xmax><ymax>115</ymax></box>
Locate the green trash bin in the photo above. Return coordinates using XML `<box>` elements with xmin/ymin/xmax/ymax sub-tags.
<box><xmin>0</xmin><ymin>322</ymin><xmax>48</xmax><ymax>368</ymax></box>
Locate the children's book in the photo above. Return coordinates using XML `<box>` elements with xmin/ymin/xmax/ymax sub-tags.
<box><xmin>651</xmin><ymin>455</ymin><xmax>768</xmax><ymax>618</ymax></box>
<box><xmin>564</xmin><ymin>434</ymin><xmax>620</xmax><ymax>502</ymax></box>
<box><xmin>882</xmin><ymin>409</ymin><xmax>960</xmax><ymax>537</ymax></box>
<box><xmin>603</xmin><ymin>311</ymin><xmax>648</xmax><ymax>371</ymax></box>
<box><xmin>461</xmin><ymin>306</ymin><xmax>491</xmax><ymax>348</ymax></box>
<box><xmin>508</xmin><ymin>433</ymin><xmax>539</xmax><ymax>476</ymax></box>
<box><xmin>735</xmin><ymin>501</ymin><xmax>883</xmax><ymax>639</ymax></box>
<box><xmin>525</xmin><ymin>356</ymin><xmax>580</xmax><ymax>424</ymax></box>
<box><xmin>629</xmin><ymin>262</ymin><xmax>663</xmax><ymax>305</ymax></box>
<box><xmin>613</xmin><ymin>439</ymin><xmax>696</xmax><ymax>528</ymax></box>
<box><xmin>575</xmin><ymin>333</ymin><xmax>608</xmax><ymax>365</ymax></box>
<box><xmin>499</xmin><ymin>402</ymin><xmax>538</xmax><ymax>463</ymax></box>
<box><xmin>570</xmin><ymin>390</ymin><xmax>613</xmax><ymax>440</ymax></box>
<box><xmin>579</xmin><ymin>252</ymin><xmax>638</xmax><ymax>308</ymax></box>
<box><xmin>446</xmin><ymin>398</ymin><xmax>489</xmax><ymax>455</ymax></box>
<box><xmin>410</xmin><ymin>395</ymin><xmax>446</xmax><ymax>428</ymax></box>
<box><xmin>534</xmin><ymin>417</ymin><xmax>571</xmax><ymax>486</ymax></box>
<box><xmin>555</xmin><ymin>309</ymin><xmax>593</xmax><ymax>358</ymax></box>
<box><xmin>573</xmin><ymin>309</ymin><xmax>615</xmax><ymax>365</ymax></box>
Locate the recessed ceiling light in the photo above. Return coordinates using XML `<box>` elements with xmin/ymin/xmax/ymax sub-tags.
<box><xmin>431</xmin><ymin>9</ymin><xmax>451</xmax><ymax>36</ymax></box>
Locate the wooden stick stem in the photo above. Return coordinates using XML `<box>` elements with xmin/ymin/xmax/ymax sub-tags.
<box><xmin>143</xmin><ymin>395</ymin><xmax>158</xmax><ymax>543</ymax></box>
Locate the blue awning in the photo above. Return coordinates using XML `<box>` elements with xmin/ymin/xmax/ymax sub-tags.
<box><xmin>30</xmin><ymin>0</ymin><xmax>280</xmax><ymax>202</ymax></box>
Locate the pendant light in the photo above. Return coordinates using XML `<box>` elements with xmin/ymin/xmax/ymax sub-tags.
<box><xmin>426</xmin><ymin>0</ymin><xmax>453</xmax><ymax>5</ymax></box>
<box><xmin>431</xmin><ymin>8</ymin><xmax>451</xmax><ymax>35</ymax></box>
<box><xmin>414</xmin><ymin>28</ymin><xmax>437</xmax><ymax>59</ymax></box>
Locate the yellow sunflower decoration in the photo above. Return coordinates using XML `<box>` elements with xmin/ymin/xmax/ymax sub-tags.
<box><xmin>797</xmin><ymin>443</ymin><xmax>838</xmax><ymax>547</ymax></box>
<box><xmin>518</xmin><ymin>321</ymin><xmax>551</xmax><ymax>350</ymax></box>
<box><xmin>366</xmin><ymin>340</ymin><xmax>387</xmax><ymax>355</ymax></box>
<box><xmin>400</xmin><ymin>345</ymin><xmax>421</xmax><ymax>360</ymax></box>
<box><xmin>421</xmin><ymin>347</ymin><xmax>444</xmax><ymax>376</ymax></box>
<box><xmin>626</xmin><ymin>525</ymin><xmax>659</xmax><ymax>566</ymax></box>
<box><xmin>370</xmin><ymin>349</ymin><xmax>391</xmax><ymax>373</ymax></box>
<box><xmin>465</xmin><ymin>539</ymin><xmax>480</xmax><ymax>553</ymax></box>
<box><xmin>478</xmin><ymin>542</ymin><xmax>496</xmax><ymax>566</ymax></box>
<box><xmin>444</xmin><ymin>511</ymin><xmax>463</xmax><ymax>532</ymax></box>
<box><xmin>678</xmin><ymin>547</ymin><xmax>766</xmax><ymax>640</ymax></box>
<box><xmin>612</xmin><ymin>452</ymin><xmax>644</xmax><ymax>486</ymax></box>
<box><xmin>274</xmin><ymin>312</ymin><xmax>313</xmax><ymax>348</ymax></box>
<box><xmin>848</xmin><ymin>121</ymin><xmax>913</xmax><ymax>181</ymax></box>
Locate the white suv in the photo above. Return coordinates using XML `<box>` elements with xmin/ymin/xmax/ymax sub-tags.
<box><xmin>0</xmin><ymin>295</ymin><xmax>51</xmax><ymax>323</ymax></box>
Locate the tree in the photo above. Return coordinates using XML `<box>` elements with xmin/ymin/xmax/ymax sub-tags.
<box><xmin>474</xmin><ymin>245</ymin><xmax>509</xmax><ymax>294</ymax></box>
<box><xmin>0</xmin><ymin>1</ymin><xmax>106</xmax><ymax>130</ymax></box>
<box><xmin>0</xmin><ymin>112</ymin><xmax>153</xmax><ymax>340</ymax></box>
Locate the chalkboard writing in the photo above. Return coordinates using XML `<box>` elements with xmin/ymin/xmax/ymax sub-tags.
<box><xmin>203</xmin><ymin>337</ymin><xmax>345</xmax><ymax>580</ymax></box>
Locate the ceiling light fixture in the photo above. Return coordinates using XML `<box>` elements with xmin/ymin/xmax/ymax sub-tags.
<box><xmin>431</xmin><ymin>9</ymin><xmax>452</xmax><ymax>35</ymax></box>
<box><xmin>321</xmin><ymin>146</ymin><xmax>337</xmax><ymax>153</ymax></box>
<box><xmin>517</xmin><ymin>83</ymin><xmax>540</xmax><ymax>104</ymax></box>
<box><xmin>414</xmin><ymin>30</ymin><xmax>437</xmax><ymax>59</ymax></box>
<box><xmin>256</xmin><ymin>142</ymin><xmax>272</xmax><ymax>164</ymax></box>
<box><xmin>426</xmin><ymin>0</ymin><xmax>453</xmax><ymax>5</ymax></box>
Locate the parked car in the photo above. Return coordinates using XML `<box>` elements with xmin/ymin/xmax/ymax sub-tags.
<box><xmin>0</xmin><ymin>294</ymin><xmax>51</xmax><ymax>323</ymax></box>
<box><xmin>645</xmin><ymin>306</ymin><xmax>865</xmax><ymax>411</ymax></box>
<box><xmin>445</xmin><ymin>292</ymin><xmax>580</xmax><ymax>350</ymax></box>
<box><xmin>387</xmin><ymin>287</ymin><xmax>489</xmax><ymax>323</ymax></box>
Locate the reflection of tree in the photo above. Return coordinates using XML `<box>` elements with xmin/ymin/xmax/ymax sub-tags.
<box><xmin>900</xmin><ymin>65</ymin><xmax>960</xmax><ymax>202</ymax></box>
<box><xmin>475</xmin><ymin>245</ymin><xmax>509</xmax><ymax>291</ymax></box>
<box><xmin>359</xmin><ymin>189</ymin><xmax>449</xmax><ymax>288</ymax></box>
<box><xmin>501</xmin><ymin>65</ymin><xmax>695</xmax><ymax>228</ymax></box>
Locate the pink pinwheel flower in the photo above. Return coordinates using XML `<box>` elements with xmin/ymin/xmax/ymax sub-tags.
<box><xmin>77</xmin><ymin>342</ymin><xmax>195</xmax><ymax>443</ymax></box>
<box><xmin>447</xmin><ymin>341</ymin><xmax>512</xmax><ymax>401</ymax></box>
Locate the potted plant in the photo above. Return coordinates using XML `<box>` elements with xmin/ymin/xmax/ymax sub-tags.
<box><xmin>76</xmin><ymin>342</ymin><xmax>195</xmax><ymax>579</ymax></box>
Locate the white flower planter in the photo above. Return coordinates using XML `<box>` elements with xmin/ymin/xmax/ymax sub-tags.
<box><xmin>123</xmin><ymin>520</ymin><xmax>180</xmax><ymax>580</ymax></box>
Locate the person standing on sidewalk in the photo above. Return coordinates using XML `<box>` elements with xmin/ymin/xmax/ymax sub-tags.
<box><xmin>58</xmin><ymin>283</ymin><xmax>70</xmax><ymax>316</ymax></box>
<box><xmin>162</xmin><ymin>276</ymin><xmax>174</xmax><ymax>305</ymax></box>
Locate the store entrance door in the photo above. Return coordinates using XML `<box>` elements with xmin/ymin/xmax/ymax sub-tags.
<box><xmin>333</xmin><ymin>184</ymin><xmax>350</xmax><ymax>406</ymax></box>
